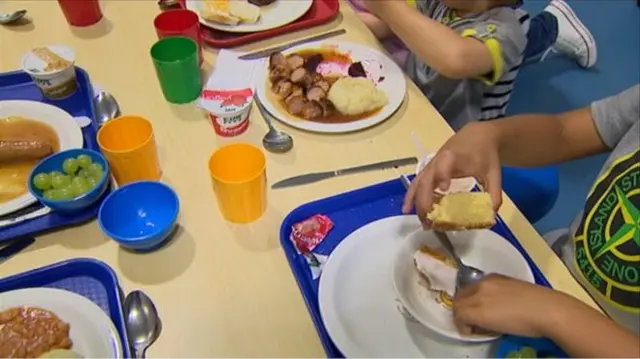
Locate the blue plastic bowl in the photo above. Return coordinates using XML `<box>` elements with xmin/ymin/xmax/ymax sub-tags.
<box><xmin>98</xmin><ymin>181</ymin><xmax>180</xmax><ymax>251</ymax></box>
<box><xmin>28</xmin><ymin>148</ymin><xmax>110</xmax><ymax>213</ymax></box>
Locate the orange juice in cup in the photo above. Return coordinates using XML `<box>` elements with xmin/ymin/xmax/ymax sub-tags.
<box><xmin>97</xmin><ymin>115</ymin><xmax>161</xmax><ymax>186</ymax></box>
<box><xmin>208</xmin><ymin>143</ymin><xmax>266</xmax><ymax>223</ymax></box>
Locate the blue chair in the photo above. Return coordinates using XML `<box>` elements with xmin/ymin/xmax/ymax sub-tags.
<box><xmin>501</xmin><ymin>165</ymin><xmax>560</xmax><ymax>224</ymax></box>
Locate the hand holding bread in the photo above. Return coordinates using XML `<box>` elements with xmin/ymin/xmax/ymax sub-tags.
<box><xmin>402</xmin><ymin>122</ymin><xmax>503</xmax><ymax>225</ymax></box>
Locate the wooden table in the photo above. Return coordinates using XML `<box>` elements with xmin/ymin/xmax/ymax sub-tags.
<box><xmin>0</xmin><ymin>0</ymin><xmax>598</xmax><ymax>357</ymax></box>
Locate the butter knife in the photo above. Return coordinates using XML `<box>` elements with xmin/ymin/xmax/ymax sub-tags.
<box><xmin>272</xmin><ymin>157</ymin><xmax>418</xmax><ymax>189</ymax></box>
<box><xmin>0</xmin><ymin>237</ymin><xmax>35</xmax><ymax>265</ymax></box>
<box><xmin>239</xmin><ymin>29</ymin><xmax>347</xmax><ymax>60</ymax></box>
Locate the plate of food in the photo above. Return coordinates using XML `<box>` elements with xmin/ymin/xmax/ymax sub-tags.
<box><xmin>256</xmin><ymin>41</ymin><xmax>406</xmax><ymax>133</ymax></box>
<box><xmin>0</xmin><ymin>100</ymin><xmax>83</xmax><ymax>217</ymax></box>
<box><xmin>0</xmin><ymin>288</ymin><xmax>124</xmax><ymax>358</ymax></box>
<box><xmin>318</xmin><ymin>216</ymin><xmax>493</xmax><ymax>357</ymax></box>
<box><xmin>186</xmin><ymin>0</ymin><xmax>313</xmax><ymax>33</ymax></box>
<box><xmin>392</xmin><ymin>193</ymin><xmax>535</xmax><ymax>342</ymax></box>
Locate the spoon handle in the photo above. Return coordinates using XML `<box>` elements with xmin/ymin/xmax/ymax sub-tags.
<box><xmin>433</xmin><ymin>231</ymin><xmax>465</xmax><ymax>269</ymax></box>
<box><xmin>134</xmin><ymin>347</ymin><xmax>145</xmax><ymax>359</ymax></box>
<box><xmin>255</xmin><ymin>98</ymin><xmax>278</xmax><ymax>132</ymax></box>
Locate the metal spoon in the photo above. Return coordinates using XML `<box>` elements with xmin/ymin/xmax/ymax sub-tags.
<box><xmin>432</xmin><ymin>230</ymin><xmax>485</xmax><ymax>291</ymax></box>
<box><xmin>94</xmin><ymin>91</ymin><xmax>121</xmax><ymax>127</ymax></box>
<box><xmin>255</xmin><ymin>99</ymin><xmax>293</xmax><ymax>153</ymax></box>
<box><xmin>399</xmin><ymin>174</ymin><xmax>485</xmax><ymax>291</ymax></box>
<box><xmin>0</xmin><ymin>9</ymin><xmax>27</xmax><ymax>25</ymax></box>
<box><xmin>124</xmin><ymin>290</ymin><xmax>161</xmax><ymax>359</ymax></box>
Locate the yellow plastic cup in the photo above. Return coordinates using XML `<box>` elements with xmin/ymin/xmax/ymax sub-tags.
<box><xmin>97</xmin><ymin>115</ymin><xmax>161</xmax><ymax>186</ymax></box>
<box><xmin>208</xmin><ymin>143</ymin><xmax>267</xmax><ymax>224</ymax></box>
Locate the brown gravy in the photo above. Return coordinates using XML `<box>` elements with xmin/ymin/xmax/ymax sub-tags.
<box><xmin>269</xmin><ymin>48</ymin><xmax>383</xmax><ymax>124</ymax></box>
<box><xmin>0</xmin><ymin>306</ymin><xmax>73</xmax><ymax>358</ymax></box>
<box><xmin>0</xmin><ymin>117</ymin><xmax>59</xmax><ymax>204</ymax></box>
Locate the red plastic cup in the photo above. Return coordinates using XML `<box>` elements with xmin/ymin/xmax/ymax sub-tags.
<box><xmin>57</xmin><ymin>0</ymin><xmax>103</xmax><ymax>27</ymax></box>
<box><xmin>154</xmin><ymin>10</ymin><xmax>203</xmax><ymax>66</ymax></box>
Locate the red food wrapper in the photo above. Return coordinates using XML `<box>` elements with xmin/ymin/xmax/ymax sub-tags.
<box><xmin>290</xmin><ymin>214</ymin><xmax>334</xmax><ymax>253</ymax></box>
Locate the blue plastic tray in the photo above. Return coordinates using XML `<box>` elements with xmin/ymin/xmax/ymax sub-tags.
<box><xmin>0</xmin><ymin>258</ymin><xmax>132</xmax><ymax>358</ymax></box>
<box><xmin>0</xmin><ymin>68</ymin><xmax>111</xmax><ymax>242</ymax></box>
<box><xmin>279</xmin><ymin>176</ymin><xmax>566</xmax><ymax>358</ymax></box>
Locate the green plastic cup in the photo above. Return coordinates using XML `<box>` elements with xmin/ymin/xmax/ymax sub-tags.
<box><xmin>150</xmin><ymin>36</ymin><xmax>202</xmax><ymax>104</ymax></box>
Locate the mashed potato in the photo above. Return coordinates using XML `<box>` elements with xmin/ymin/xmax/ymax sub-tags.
<box><xmin>39</xmin><ymin>349</ymin><xmax>82</xmax><ymax>358</ymax></box>
<box><xmin>327</xmin><ymin>77</ymin><xmax>388</xmax><ymax>116</ymax></box>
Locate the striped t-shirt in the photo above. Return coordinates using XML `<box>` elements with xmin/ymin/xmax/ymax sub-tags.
<box><xmin>405</xmin><ymin>0</ymin><xmax>527</xmax><ymax>130</ymax></box>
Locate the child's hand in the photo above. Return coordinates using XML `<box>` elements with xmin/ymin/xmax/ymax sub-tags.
<box><xmin>356</xmin><ymin>12</ymin><xmax>392</xmax><ymax>39</ymax></box>
<box><xmin>453</xmin><ymin>274</ymin><xmax>564</xmax><ymax>337</ymax></box>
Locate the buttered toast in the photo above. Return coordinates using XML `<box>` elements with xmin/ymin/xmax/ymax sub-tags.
<box><xmin>427</xmin><ymin>192</ymin><xmax>496</xmax><ymax>231</ymax></box>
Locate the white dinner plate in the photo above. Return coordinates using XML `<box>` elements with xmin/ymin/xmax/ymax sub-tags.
<box><xmin>393</xmin><ymin>227</ymin><xmax>535</xmax><ymax>342</ymax></box>
<box><xmin>0</xmin><ymin>100</ymin><xmax>83</xmax><ymax>216</ymax></box>
<box><xmin>319</xmin><ymin>216</ymin><xmax>494</xmax><ymax>357</ymax></box>
<box><xmin>0</xmin><ymin>288</ymin><xmax>123</xmax><ymax>358</ymax></box>
<box><xmin>256</xmin><ymin>41</ymin><xmax>406</xmax><ymax>133</ymax></box>
<box><xmin>185</xmin><ymin>0</ymin><xmax>313</xmax><ymax>33</ymax></box>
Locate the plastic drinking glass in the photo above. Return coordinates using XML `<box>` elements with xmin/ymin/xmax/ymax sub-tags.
<box><xmin>57</xmin><ymin>0</ymin><xmax>103</xmax><ymax>27</ymax></box>
<box><xmin>154</xmin><ymin>9</ymin><xmax>203</xmax><ymax>65</ymax></box>
<box><xmin>208</xmin><ymin>143</ymin><xmax>267</xmax><ymax>224</ymax></box>
<box><xmin>150</xmin><ymin>36</ymin><xmax>202</xmax><ymax>104</ymax></box>
<box><xmin>97</xmin><ymin>115</ymin><xmax>162</xmax><ymax>186</ymax></box>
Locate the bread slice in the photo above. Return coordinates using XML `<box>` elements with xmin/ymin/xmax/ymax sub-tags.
<box><xmin>426</xmin><ymin>192</ymin><xmax>496</xmax><ymax>231</ymax></box>
<box><xmin>228</xmin><ymin>1</ymin><xmax>261</xmax><ymax>23</ymax></box>
<box><xmin>201</xmin><ymin>0</ymin><xmax>241</xmax><ymax>25</ymax></box>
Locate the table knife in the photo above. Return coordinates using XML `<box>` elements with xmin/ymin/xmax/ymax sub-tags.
<box><xmin>272</xmin><ymin>157</ymin><xmax>418</xmax><ymax>189</ymax></box>
<box><xmin>239</xmin><ymin>29</ymin><xmax>347</xmax><ymax>60</ymax></box>
<box><xmin>0</xmin><ymin>237</ymin><xmax>35</xmax><ymax>265</ymax></box>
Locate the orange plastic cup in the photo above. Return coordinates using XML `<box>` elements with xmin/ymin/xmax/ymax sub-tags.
<box><xmin>97</xmin><ymin>115</ymin><xmax>161</xmax><ymax>186</ymax></box>
<box><xmin>208</xmin><ymin>143</ymin><xmax>267</xmax><ymax>224</ymax></box>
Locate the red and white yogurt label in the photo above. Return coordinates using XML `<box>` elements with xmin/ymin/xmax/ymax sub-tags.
<box><xmin>201</xmin><ymin>88</ymin><xmax>254</xmax><ymax>137</ymax></box>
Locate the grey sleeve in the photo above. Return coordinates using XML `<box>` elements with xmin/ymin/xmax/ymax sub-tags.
<box><xmin>591</xmin><ymin>85</ymin><xmax>640</xmax><ymax>149</ymax></box>
<box><xmin>461</xmin><ymin>10</ymin><xmax>527</xmax><ymax>83</ymax></box>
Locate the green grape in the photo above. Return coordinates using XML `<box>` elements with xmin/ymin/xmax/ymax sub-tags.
<box><xmin>78</xmin><ymin>169</ymin><xmax>91</xmax><ymax>178</ymax></box>
<box><xmin>76</xmin><ymin>154</ymin><xmax>93</xmax><ymax>168</ymax></box>
<box><xmin>86</xmin><ymin>177</ymin><xmax>99</xmax><ymax>189</ymax></box>
<box><xmin>519</xmin><ymin>347</ymin><xmax>538</xmax><ymax>358</ymax></box>
<box><xmin>91</xmin><ymin>169</ymin><xmax>104</xmax><ymax>181</ymax></box>
<box><xmin>506</xmin><ymin>351</ymin><xmax>523</xmax><ymax>359</ymax></box>
<box><xmin>88</xmin><ymin>163</ymin><xmax>104</xmax><ymax>179</ymax></box>
<box><xmin>62</xmin><ymin>158</ymin><xmax>79</xmax><ymax>175</ymax></box>
<box><xmin>43</xmin><ymin>189</ymin><xmax>57</xmax><ymax>200</ymax></box>
<box><xmin>33</xmin><ymin>173</ymin><xmax>52</xmax><ymax>191</ymax></box>
<box><xmin>57</xmin><ymin>186</ymin><xmax>75</xmax><ymax>200</ymax></box>
<box><xmin>51</xmin><ymin>174</ymin><xmax>71</xmax><ymax>189</ymax></box>
<box><xmin>49</xmin><ymin>170</ymin><xmax>64</xmax><ymax>179</ymax></box>
<box><xmin>71</xmin><ymin>176</ymin><xmax>91</xmax><ymax>196</ymax></box>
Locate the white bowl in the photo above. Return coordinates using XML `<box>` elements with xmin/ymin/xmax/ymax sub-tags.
<box><xmin>392</xmin><ymin>228</ymin><xmax>535</xmax><ymax>342</ymax></box>
<box><xmin>416</xmin><ymin>155</ymin><xmax>476</xmax><ymax>194</ymax></box>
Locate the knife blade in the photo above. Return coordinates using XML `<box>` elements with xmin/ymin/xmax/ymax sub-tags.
<box><xmin>0</xmin><ymin>237</ymin><xmax>35</xmax><ymax>265</ymax></box>
<box><xmin>239</xmin><ymin>29</ymin><xmax>347</xmax><ymax>60</ymax></box>
<box><xmin>272</xmin><ymin>157</ymin><xmax>418</xmax><ymax>189</ymax></box>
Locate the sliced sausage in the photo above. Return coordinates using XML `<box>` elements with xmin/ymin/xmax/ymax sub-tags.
<box><xmin>286</xmin><ymin>96</ymin><xmax>307</xmax><ymax>116</ymax></box>
<box><xmin>269</xmin><ymin>65</ymin><xmax>291</xmax><ymax>83</ymax></box>
<box><xmin>0</xmin><ymin>140</ymin><xmax>53</xmax><ymax>163</ymax></box>
<box><xmin>287</xmin><ymin>54</ymin><xmax>305</xmax><ymax>69</ymax></box>
<box><xmin>314</xmin><ymin>80</ymin><xmax>331</xmax><ymax>93</ymax></box>
<box><xmin>301</xmin><ymin>101</ymin><xmax>323</xmax><ymax>120</ymax></box>
<box><xmin>289</xmin><ymin>67</ymin><xmax>308</xmax><ymax>84</ymax></box>
<box><xmin>306</xmin><ymin>86</ymin><xmax>326</xmax><ymax>101</ymax></box>
<box><xmin>272</xmin><ymin>80</ymin><xmax>293</xmax><ymax>98</ymax></box>
<box><xmin>269</xmin><ymin>52</ymin><xmax>288</xmax><ymax>69</ymax></box>
<box><xmin>318</xmin><ymin>98</ymin><xmax>336</xmax><ymax>117</ymax></box>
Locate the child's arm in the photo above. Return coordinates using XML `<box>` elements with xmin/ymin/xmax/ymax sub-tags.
<box><xmin>356</xmin><ymin>12</ymin><xmax>392</xmax><ymax>40</ymax></box>
<box><xmin>364</xmin><ymin>1</ymin><xmax>505</xmax><ymax>80</ymax></box>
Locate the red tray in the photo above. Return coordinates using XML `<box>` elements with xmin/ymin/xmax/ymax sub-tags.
<box><xmin>177</xmin><ymin>0</ymin><xmax>340</xmax><ymax>49</ymax></box>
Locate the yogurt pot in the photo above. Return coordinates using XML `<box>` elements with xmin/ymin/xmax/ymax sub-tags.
<box><xmin>417</xmin><ymin>155</ymin><xmax>477</xmax><ymax>194</ymax></box>
<box><xmin>200</xmin><ymin>88</ymin><xmax>253</xmax><ymax>137</ymax></box>
<box><xmin>21</xmin><ymin>45</ymin><xmax>78</xmax><ymax>100</ymax></box>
